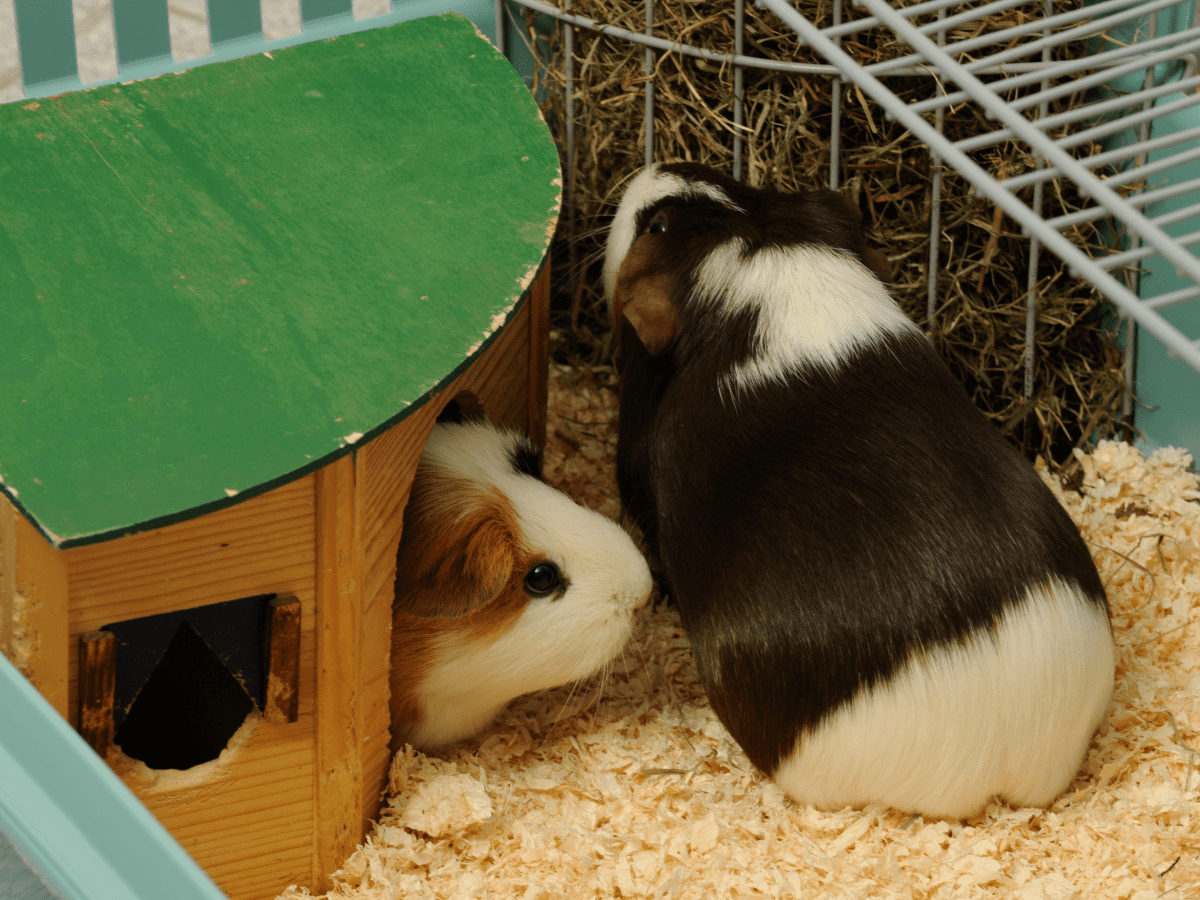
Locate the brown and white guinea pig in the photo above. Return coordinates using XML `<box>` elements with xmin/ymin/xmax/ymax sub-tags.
<box><xmin>388</xmin><ymin>419</ymin><xmax>653</xmax><ymax>753</ymax></box>
<box><xmin>603</xmin><ymin>162</ymin><xmax>1115</xmax><ymax>820</ymax></box>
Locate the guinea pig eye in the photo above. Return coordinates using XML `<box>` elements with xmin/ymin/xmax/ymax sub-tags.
<box><xmin>523</xmin><ymin>561</ymin><xmax>562</xmax><ymax>598</ymax></box>
<box><xmin>647</xmin><ymin>214</ymin><xmax>667</xmax><ymax>235</ymax></box>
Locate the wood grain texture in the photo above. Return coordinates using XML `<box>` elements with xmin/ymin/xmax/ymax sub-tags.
<box><xmin>121</xmin><ymin>720</ymin><xmax>315</xmax><ymax>900</ymax></box>
<box><xmin>0</xmin><ymin>498</ymin><xmax>15</xmax><ymax>670</ymax></box>
<box><xmin>461</xmin><ymin>297</ymin><xmax>534</xmax><ymax>432</ymax></box>
<box><xmin>353</xmin><ymin>441</ymin><xmax>400</xmax><ymax>837</ymax></box>
<box><xmin>78</xmin><ymin>630</ymin><xmax>116</xmax><ymax>757</ymax></box>
<box><xmin>357</xmin><ymin>397</ymin><xmax>441</xmax><ymax>830</ymax></box>
<box><xmin>62</xmin><ymin>475</ymin><xmax>319</xmax><ymax>899</ymax></box>
<box><xmin>314</xmin><ymin>454</ymin><xmax>365</xmax><ymax>889</ymax></box>
<box><xmin>265</xmin><ymin>594</ymin><xmax>302</xmax><ymax>724</ymax></box>
<box><xmin>11</xmin><ymin>507</ymin><xmax>70</xmax><ymax>718</ymax></box>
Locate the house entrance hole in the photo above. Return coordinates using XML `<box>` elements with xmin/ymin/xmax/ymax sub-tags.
<box><xmin>103</xmin><ymin>593</ymin><xmax>274</xmax><ymax>770</ymax></box>
<box><xmin>115</xmin><ymin>621</ymin><xmax>253</xmax><ymax>769</ymax></box>
<box><xmin>436</xmin><ymin>391</ymin><xmax>486</xmax><ymax>424</ymax></box>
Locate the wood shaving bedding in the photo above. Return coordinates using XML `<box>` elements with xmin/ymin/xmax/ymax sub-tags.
<box><xmin>279</xmin><ymin>365</ymin><xmax>1200</xmax><ymax>900</ymax></box>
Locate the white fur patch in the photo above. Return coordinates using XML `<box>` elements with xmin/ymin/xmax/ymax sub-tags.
<box><xmin>603</xmin><ymin>164</ymin><xmax>742</xmax><ymax>317</ymax></box>
<box><xmin>692</xmin><ymin>239</ymin><xmax>921</xmax><ymax>390</ymax></box>
<box><xmin>410</xmin><ymin>422</ymin><xmax>653</xmax><ymax>748</ymax></box>
<box><xmin>773</xmin><ymin>579</ymin><xmax>1114</xmax><ymax>819</ymax></box>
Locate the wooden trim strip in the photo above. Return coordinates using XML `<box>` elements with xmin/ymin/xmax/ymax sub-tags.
<box><xmin>528</xmin><ymin>262</ymin><xmax>551</xmax><ymax>448</ymax></box>
<box><xmin>264</xmin><ymin>594</ymin><xmax>301</xmax><ymax>724</ymax></box>
<box><xmin>78</xmin><ymin>630</ymin><xmax>116</xmax><ymax>758</ymax></box>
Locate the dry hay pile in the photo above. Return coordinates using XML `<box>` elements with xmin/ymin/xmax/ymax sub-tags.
<box><xmin>278</xmin><ymin>365</ymin><xmax>1200</xmax><ymax>900</ymax></box>
<box><xmin>526</xmin><ymin>0</ymin><xmax>1129</xmax><ymax>466</ymax></box>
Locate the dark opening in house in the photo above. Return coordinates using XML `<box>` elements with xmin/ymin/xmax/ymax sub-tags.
<box><xmin>104</xmin><ymin>594</ymin><xmax>273</xmax><ymax>770</ymax></box>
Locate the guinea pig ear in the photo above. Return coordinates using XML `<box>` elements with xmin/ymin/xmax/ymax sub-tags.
<box><xmin>613</xmin><ymin>233</ymin><xmax>678</xmax><ymax>356</ymax></box>
<box><xmin>394</xmin><ymin>477</ymin><xmax>517</xmax><ymax>619</ymax></box>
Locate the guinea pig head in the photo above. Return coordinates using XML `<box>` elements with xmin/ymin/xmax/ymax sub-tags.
<box><xmin>603</xmin><ymin>163</ymin><xmax>894</xmax><ymax>360</ymax></box>
<box><xmin>390</xmin><ymin>421</ymin><xmax>653</xmax><ymax>751</ymax></box>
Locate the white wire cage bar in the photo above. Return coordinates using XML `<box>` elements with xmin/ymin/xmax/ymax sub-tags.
<box><xmin>505</xmin><ymin>0</ymin><xmax>1200</xmax><ymax>412</ymax></box>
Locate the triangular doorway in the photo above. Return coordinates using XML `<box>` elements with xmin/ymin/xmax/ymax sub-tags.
<box><xmin>114</xmin><ymin>622</ymin><xmax>254</xmax><ymax>770</ymax></box>
<box><xmin>102</xmin><ymin>594</ymin><xmax>273</xmax><ymax>732</ymax></box>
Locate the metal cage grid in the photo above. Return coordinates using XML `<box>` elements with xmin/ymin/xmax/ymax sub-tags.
<box><xmin>504</xmin><ymin>0</ymin><xmax>1200</xmax><ymax>423</ymax></box>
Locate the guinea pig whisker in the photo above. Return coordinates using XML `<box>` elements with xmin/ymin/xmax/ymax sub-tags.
<box><xmin>558</xmin><ymin>222</ymin><xmax>611</xmax><ymax>246</ymax></box>
<box><xmin>555</xmin><ymin>245</ymin><xmax>609</xmax><ymax>288</ymax></box>
<box><xmin>584</xmin><ymin>663</ymin><xmax>619</xmax><ymax>716</ymax></box>
<box><xmin>622</xmin><ymin>612</ymin><xmax>654</xmax><ymax>688</ymax></box>
<box><xmin>612</xmin><ymin>639</ymin><xmax>637</xmax><ymax>700</ymax></box>
<box><xmin>584</xmin><ymin>666</ymin><xmax>611</xmax><ymax>715</ymax></box>
<box><xmin>544</xmin><ymin>676</ymin><xmax>591</xmax><ymax>739</ymax></box>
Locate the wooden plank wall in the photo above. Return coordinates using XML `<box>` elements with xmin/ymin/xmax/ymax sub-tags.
<box><xmin>357</xmin><ymin>399</ymin><xmax>438</xmax><ymax>837</ymax></box>
<box><xmin>65</xmin><ymin>474</ymin><xmax>319</xmax><ymax>900</ymax></box>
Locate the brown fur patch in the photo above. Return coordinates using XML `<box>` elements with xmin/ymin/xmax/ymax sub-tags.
<box><xmin>615</xmin><ymin>235</ymin><xmax>678</xmax><ymax>356</ymax></box>
<box><xmin>389</xmin><ymin>462</ymin><xmax>542</xmax><ymax>751</ymax></box>
<box><xmin>393</xmin><ymin>469</ymin><xmax>519</xmax><ymax>619</ymax></box>
<box><xmin>863</xmin><ymin>246</ymin><xmax>892</xmax><ymax>285</ymax></box>
<box><xmin>389</xmin><ymin>615</ymin><xmax>444</xmax><ymax>752</ymax></box>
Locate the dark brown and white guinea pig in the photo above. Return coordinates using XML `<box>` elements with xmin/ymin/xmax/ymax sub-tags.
<box><xmin>388</xmin><ymin>419</ymin><xmax>653</xmax><ymax>753</ymax></box>
<box><xmin>603</xmin><ymin>162</ymin><xmax>1114</xmax><ymax>819</ymax></box>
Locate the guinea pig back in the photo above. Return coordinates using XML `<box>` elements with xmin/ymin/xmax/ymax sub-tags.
<box><xmin>389</xmin><ymin>421</ymin><xmax>652</xmax><ymax>753</ymax></box>
<box><xmin>605</xmin><ymin>162</ymin><xmax>1115</xmax><ymax>819</ymax></box>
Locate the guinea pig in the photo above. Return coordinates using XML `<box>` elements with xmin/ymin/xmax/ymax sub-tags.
<box><xmin>603</xmin><ymin>162</ymin><xmax>1114</xmax><ymax>820</ymax></box>
<box><xmin>389</xmin><ymin>419</ymin><xmax>653</xmax><ymax>753</ymax></box>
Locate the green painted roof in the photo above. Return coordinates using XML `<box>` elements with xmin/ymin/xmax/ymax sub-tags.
<box><xmin>0</xmin><ymin>14</ymin><xmax>560</xmax><ymax>548</ymax></box>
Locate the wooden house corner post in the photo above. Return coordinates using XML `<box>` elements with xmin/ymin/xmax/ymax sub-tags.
<box><xmin>314</xmin><ymin>452</ymin><xmax>367</xmax><ymax>888</ymax></box>
<box><xmin>0</xmin><ymin>497</ymin><xmax>70</xmax><ymax>720</ymax></box>
<box><xmin>77</xmin><ymin>630</ymin><xmax>116</xmax><ymax>757</ymax></box>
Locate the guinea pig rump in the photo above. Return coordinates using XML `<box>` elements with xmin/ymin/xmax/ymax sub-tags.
<box><xmin>770</xmin><ymin>578</ymin><xmax>1114</xmax><ymax>820</ymax></box>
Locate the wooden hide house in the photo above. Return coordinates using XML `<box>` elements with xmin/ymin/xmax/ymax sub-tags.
<box><xmin>0</xmin><ymin>10</ymin><xmax>559</xmax><ymax>899</ymax></box>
